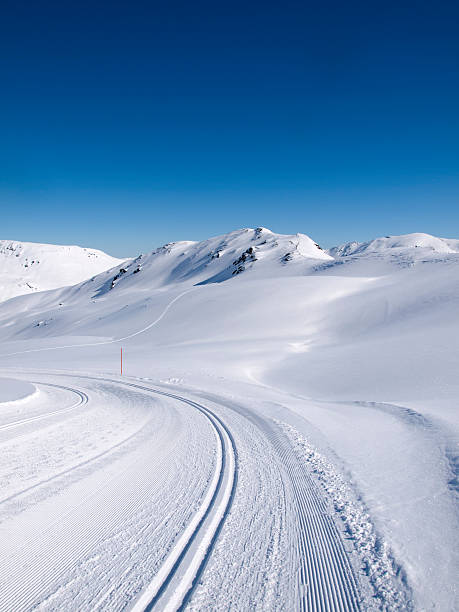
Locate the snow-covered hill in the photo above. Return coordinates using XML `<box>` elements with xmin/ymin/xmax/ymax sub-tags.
<box><xmin>0</xmin><ymin>240</ymin><xmax>125</xmax><ymax>302</ymax></box>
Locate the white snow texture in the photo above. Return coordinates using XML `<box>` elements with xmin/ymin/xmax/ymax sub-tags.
<box><xmin>0</xmin><ymin>227</ymin><xmax>457</xmax><ymax>611</ymax></box>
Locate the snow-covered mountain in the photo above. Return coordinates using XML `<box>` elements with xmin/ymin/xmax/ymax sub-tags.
<box><xmin>4</xmin><ymin>229</ymin><xmax>455</xmax><ymax>310</ymax></box>
<box><xmin>0</xmin><ymin>227</ymin><xmax>333</xmax><ymax>340</ymax></box>
<box><xmin>328</xmin><ymin>231</ymin><xmax>459</xmax><ymax>260</ymax></box>
<box><xmin>97</xmin><ymin>227</ymin><xmax>332</xmax><ymax>293</ymax></box>
<box><xmin>0</xmin><ymin>240</ymin><xmax>125</xmax><ymax>302</ymax></box>
<box><xmin>1</xmin><ymin>227</ymin><xmax>458</xmax><ymax>343</ymax></box>
<box><xmin>319</xmin><ymin>232</ymin><xmax>459</xmax><ymax>276</ymax></box>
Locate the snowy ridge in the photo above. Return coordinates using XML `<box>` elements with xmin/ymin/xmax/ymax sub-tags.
<box><xmin>81</xmin><ymin>228</ymin><xmax>459</xmax><ymax>299</ymax></box>
<box><xmin>99</xmin><ymin>227</ymin><xmax>331</xmax><ymax>293</ymax></box>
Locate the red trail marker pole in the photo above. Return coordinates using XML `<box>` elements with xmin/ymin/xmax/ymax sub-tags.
<box><xmin>121</xmin><ymin>347</ymin><xmax>123</xmax><ymax>376</ymax></box>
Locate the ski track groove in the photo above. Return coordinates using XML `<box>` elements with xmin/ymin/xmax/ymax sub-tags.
<box><xmin>3</xmin><ymin>442</ymin><xmax>178</xmax><ymax>612</ymax></box>
<box><xmin>95</xmin><ymin>378</ymin><xmax>238</xmax><ymax>612</ymax></box>
<box><xmin>0</xmin><ymin>382</ymin><xmax>88</xmax><ymax>433</ymax></box>
<box><xmin>268</xmin><ymin>424</ymin><xmax>361</xmax><ymax>611</ymax></box>
<box><xmin>0</xmin><ymin>412</ymin><xmax>185</xmax><ymax>612</ymax></box>
<box><xmin>0</xmin><ymin>419</ymin><xmax>151</xmax><ymax>507</ymax></box>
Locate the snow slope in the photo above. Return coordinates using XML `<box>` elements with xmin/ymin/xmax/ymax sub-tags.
<box><xmin>0</xmin><ymin>227</ymin><xmax>457</xmax><ymax>610</ymax></box>
<box><xmin>0</xmin><ymin>240</ymin><xmax>125</xmax><ymax>302</ymax></box>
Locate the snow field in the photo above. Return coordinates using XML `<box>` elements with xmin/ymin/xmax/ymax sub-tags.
<box><xmin>0</xmin><ymin>228</ymin><xmax>458</xmax><ymax>609</ymax></box>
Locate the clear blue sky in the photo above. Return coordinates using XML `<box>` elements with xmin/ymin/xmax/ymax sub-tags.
<box><xmin>1</xmin><ymin>0</ymin><xmax>458</xmax><ymax>257</ymax></box>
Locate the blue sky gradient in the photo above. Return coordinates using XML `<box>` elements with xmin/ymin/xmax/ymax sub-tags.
<box><xmin>1</xmin><ymin>1</ymin><xmax>458</xmax><ymax>256</ymax></box>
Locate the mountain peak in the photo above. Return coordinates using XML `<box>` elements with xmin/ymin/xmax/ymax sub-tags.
<box><xmin>96</xmin><ymin>227</ymin><xmax>332</xmax><ymax>295</ymax></box>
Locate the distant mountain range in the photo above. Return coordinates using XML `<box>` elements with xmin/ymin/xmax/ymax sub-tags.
<box><xmin>1</xmin><ymin>228</ymin><xmax>458</xmax><ymax>306</ymax></box>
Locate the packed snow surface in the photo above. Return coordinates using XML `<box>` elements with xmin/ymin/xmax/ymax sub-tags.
<box><xmin>0</xmin><ymin>227</ymin><xmax>457</xmax><ymax>611</ymax></box>
<box><xmin>0</xmin><ymin>239</ymin><xmax>124</xmax><ymax>302</ymax></box>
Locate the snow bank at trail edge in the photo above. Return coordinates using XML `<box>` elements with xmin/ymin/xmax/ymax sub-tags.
<box><xmin>0</xmin><ymin>378</ymin><xmax>36</xmax><ymax>403</ymax></box>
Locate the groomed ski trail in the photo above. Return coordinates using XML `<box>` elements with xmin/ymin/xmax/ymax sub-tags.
<box><xmin>124</xmin><ymin>381</ymin><xmax>237</xmax><ymax>612</ymax></box>
<box><xmin>0</xmin><ymin>382</ymin><xmax>88</xmax><ymax>432</ymax></box>
<box><xmin>0</xmin><ymin>375</ymin><xmax>237</xmax><ymax>612</ymax></box>
<box><xmin>0</xmin><ymin>373</ymin><xmax>367</xmax><ymax>611</ymax></box>
<box><xmin>90</xmin><ymin>378</ymin><xmax>362</xmax><ymax>611</ymax></box>
<box><xmin>185</xmin><ymin>390</ymin><xmax>363</xmax><ymax>612</ymax></box>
